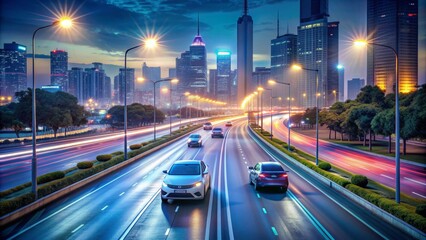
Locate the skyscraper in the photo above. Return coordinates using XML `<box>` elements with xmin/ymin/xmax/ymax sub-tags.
<box><xmin>118</xmin><ymin>68</ymin><xmax>135</xmax><ymax>104</ymax></box>
<box><xmin>237</xmin><ymin>0</ymin><xmax>253</xmax><ymax>106</ymax></box>
<box><xmin>141</xmin><ymin>62</ymin><xmax>160</xmax><ymax>105</ymax></box>
<box><xmin>271</xmin><ymin>15</ymin><xmax>298</xmax><ymax>102</ymax></box>
<box><xmin>327</xmin><ymin>21</ymin><xmax>339</xmax><ymax>106</ymax></box>
<box><xmin>297</xmin><ymin>0</ymin><xmax>332</xmax><ymax>108</ymax></box>
<box><xmin>216</xmin><ymin>50</ymin><xmax>232</xmax><ymax>103</ymax></box>
<box><xmin>367</xmin><ymin>0</ymin><xmax>418</xmax><ymax>94</ymax></box>
<box><xmin>68</xmin><ymin>67</ymin><xmax>84</xmax><ymax>104</ymax></box>
<box><xmin>176</xmin><ymin>16</ymin><xmax>207</xmax><ymax>96</ymax></box>
<box><xmin>50</xmin><ymin>49</ymin><xmax>68</xmax><ymax>91</ymax></box>
<box><xmin>347</xmin><ymin>78</ymin><xmax>365</xmax><ymax>100</ymax></box>
<box><xmin>0</xmin><ymin>42</ymin><xmax>27</xmax><ymax>98</ymax></box>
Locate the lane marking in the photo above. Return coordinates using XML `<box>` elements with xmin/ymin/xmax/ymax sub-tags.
<box><xmin>256</xmin><ymin>193</ymin><xmax>261</xmax><ymax>199</ymax></box>
<box><xmin>132</xmin><ymin>182</ymin><xmax>138</xmax><ymax>187</ymax></box>
<box><xmin>262</xmin><ymin>208</ymin><xmax>267</xmax><ymax>214</ymax></box>
<box><xmin>412</xmin><ymin>192</ymin><xmax>426</xmax><ymax>198</ymax></box>
<box><xmin>204</xmin><ymin>152</ymin><xmax>218</xmax><ymax>240</ymax></box>
<box><xmin>101</xmin><ymin>205</ymin><xmax>108</xmax><ymax>211</ymax></box>
<box><xmin>271</xmin><ymin>227</ymin><xmax>278</xmax><ymax>236</ymax></box>
<box><xmin>175</xmin><ymin>206</ymin><xmax>180</xmax><ymax>213</ymax></box>
<box><xmin>165</xmin><ymin>228</ymin><xmax>170</xmax><ymax>236</ymax></box>
<box><xmin>143</xmin><ymin>175</ymin><xmax>147</xmax><ymax>179</ymax></box>
<box><xmin>380</xmin><ymin>174</ymin><xmax>394</xmax><ymax>180</ymax></box>
<box><xmin>119</xmin><ymin>192</ymin><xmax>125</xmax><ymax>196</ymax></box>
<box><xmin>247</xmin><ymin>127</ymin><xmax>388</xmax><ymax>239</ymax></box>
<box><xmin>71</xmin><ymin>224</ymin><xmax>84</xmax><ymax>233</ymax></box>
<box><xmin>223</xmin><ymin>125</ymin><xmax>235</xmax><ymax>240</ymax></box>
<box><xmin>404</xmin><ymin>177</ymin><xmax>426</xmax><ymax>186</ymax></box>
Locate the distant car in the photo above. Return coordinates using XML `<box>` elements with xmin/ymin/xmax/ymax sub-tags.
<box><xmin>249</xmin><ymin>162</ymin><xmax>289</xmax><ymax>192</ymax></box>
<box><xmin>161</xmin><ymin>160</ymin><xmax>211</xmax><ymax>201</ymax></box>
<box><xmin>225</xmin><ymin>121</ymin><xmax>232</xmax><ymax>127</ymax></box>
<box><xmin>187</xmin><ymin>134</ymin><xmax>202</xmax><ymax>147</ymax></box>
<box><xmin>203</xmin><ymin>122</ymin><xmax>213</xmax><ymax>130</ymax></box>
<box><xmin>211</xmin><ymin>127</ymin><xmax>224</xmax><ymax>138</ymax></box>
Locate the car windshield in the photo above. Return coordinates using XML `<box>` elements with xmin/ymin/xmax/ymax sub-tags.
<box><xmin>213</xmin><ymin>128</ymin><xmax>222</xmax><ymax>131</ymax></box>
<box><xmin>262</xmin><ymin>164</ymin><xmax>284</xmax><ymax>171</ymax></box>
<box><xmin>189</xmin><ymin>134</ymin><xmax>201</xmax><ymax>138</ymax></box>
<box><xmin>168</xmin><ymin>164</ymin><xmax>200</xmax><ymax>175</ymax></box>
<box><xmin>204</xmin><ymin>123</ymin><xmax>211</xmax><ymax>125</ymax></box>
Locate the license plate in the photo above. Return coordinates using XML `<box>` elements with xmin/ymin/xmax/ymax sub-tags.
<box><xmin>271</xmin><ymin>175</ymin><xmax>277</xmax><ymax>178</ymax></box>
<box><xmin>174</xmin><ymin>190</ymin><xmax>187</xmax><ymax>193</ymax></box>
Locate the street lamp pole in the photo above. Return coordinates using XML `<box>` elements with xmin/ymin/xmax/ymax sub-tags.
<box><xmin>152</xmin><ymin>78</ymin><xmax>178</xmax><ymax>141</ymax></box>
<box><xmin>169</xmin><ymin>85</ymin><xmax>172</xmax><ymax>136</ymax></box>
<box><xmin>31</xmin><ymin>19</ymin><xmax>71</xmax><ymax>199</ymax></box>
<box><xmin>268</xmin><ymin>80</ymin><xmax>291</xmax><ymax>151</ymax></box>
<box><xmin>355</xmin><ymin>40</ymin><xmax>400</xmax><ymax>203</ymax></box>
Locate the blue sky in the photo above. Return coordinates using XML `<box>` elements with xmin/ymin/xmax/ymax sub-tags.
<box><xmin>1</xmin><ymin>0</ymin><xmax>424</xmax><ymax>90</ymax></box>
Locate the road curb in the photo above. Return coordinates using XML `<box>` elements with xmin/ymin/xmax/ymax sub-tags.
<box><xmin>0</xmin><ymin>127</ymin><xmax>199</xmax><ymax>227</ymax></box>
<box><xmin>248</xmin><ymin>127</ymin><xmax>425</xmax><ymax>240</ymax></box>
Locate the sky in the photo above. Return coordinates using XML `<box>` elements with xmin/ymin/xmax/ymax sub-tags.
<box><xmin>1</xmin><ymin>0</ymin><xmax>425</xmax><ymax>92</ymax></box>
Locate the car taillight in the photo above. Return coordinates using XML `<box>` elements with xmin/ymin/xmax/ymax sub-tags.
<box><xmin>259</xmin><ymin>174</ymin><xmax>266</xmax><ymax>178</ymax></box>
<box><xmin>280</xmin><ymin>173</ymin><xmax>287</xmax><ymax>178</ymax></box>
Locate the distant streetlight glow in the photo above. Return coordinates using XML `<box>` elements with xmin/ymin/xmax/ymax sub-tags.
<box><xmin>144</xmin><ymin>38</ymin><xmax>157</xmax><ymax>49</ymax></box>
<box><xmin>58</xmin><ymin>18</ymin><xmax>72</xmax><ymax>28</ymax></box>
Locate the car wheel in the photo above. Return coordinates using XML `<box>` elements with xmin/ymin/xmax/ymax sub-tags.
<box><xmin>254</xmin><ymin>180</ymin><xmax>260</xmax><ymax>191</ymax></box>
<box><xmin>281</xmin><ymin>187</ymin><xmax>288</xmax><ymax>193</ymax></box>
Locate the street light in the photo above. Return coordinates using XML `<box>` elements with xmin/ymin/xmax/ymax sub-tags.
<box><xmin>354</xmin><ymin>39</ymin><xmax>401</xmax><ymax>203</ymax></box>
<box><xmin>332</xmin><ymin>90</ymin><xmax>337</xmax><ymax>105</ymax></box>
<box><xmin>257</xmin><ymin>87</ymin><xmax>265</xmax><ymax>129</ymax></box>
<box><xmin>152</xmin><ymin>78</ymin><xmax>178</xmax><ymax>141</ymax></box>
<box><xmin>292</xmin><ymin>64</ymin><xmax>319</xmax><ymax>165</ymax></box>
<box><xmin>123</xmin><ymin>38</ymin><xmax>157</xmax><ymax>160</ymax></box>
<box><xmin>179</xmin><ymin>92</ymin><xmax>190</xmax><ymax>126</ymax></box>
<box><xmin>31</xmin><ymin>17</ymin><xmax>72</xmax><ymax>199</ymax></box>
<box><xmin>270</xmin><ymin>96</ymin><xmax>281</xmax><ymax>140</ymax></box>
<box><xmin>269</xmin><ymin>79</ymin><xmax>291</xmax><ymax>150</ymax></box>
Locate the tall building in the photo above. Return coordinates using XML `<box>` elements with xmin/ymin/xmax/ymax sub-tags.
<box><xmin>216</xmin><ymin>50</ymin><xmax>232</xmax><ymax>103</ymax></box>
<box><xmin>68</xmin><ymin>67</ymin><xmax>84</xmax><ymax>104</ymax></box>
<box><xmin>367</xmin><ymin>0</ymin><xmax>418</xmax><ymax>94</ymax></box>
<box><xmin>118</xmin><ymin>68</ymin><xmax>135</xmax><ymax>104</ymax></box>
<box><xmin>81</xmin><ymin>63</ymin><xmax>111</xmax><ymax>107</ymax></box>
<box><xmin>297</xmin><ymin>0</ymin><xmax>332</xmax><ymax>108</ymax></box>
<box><xmin>176</xmin><ymin>16</ymin><xmax>207</xmax><ymax>97</ymax></box>
<box><xmin>337</xmin><ymin>65</ymin><xmax>344</xmax><ymax>101</ymax></box>
<box><xmin>252</xmin><ymin>67</ymin><xmax>271</xmax><ymax>86</ymax></box>
<box><xmin>237</xmin><ymin>0</ymin><xmax>254</xmax><ymax>106</ymax></box>
<box><xmin>270</xmin><ymin>15</ymin><xmax>298</xmax><ymax>102</ymax></box>
<box><xmin>327</xmin><ymin>21</ymin><xmax>339</xmax><ymax>106</ymax></box>
<box><xmin>50</xmin><ymin>49</ymin><xmax>68</xmax><ymax>91</ymax></box>
<box><xmin>209</xmin><ymin>69</ymin><xmax>217</xmax><ymax>98</ymax></box>
<box><xmin>168</xmin><ymin>68</ymin><xmax>176</xmax><ymax>78</ymax></box>
<box><xmin>0</xmin><ymin>42</ymin><xmax>27</xmax><ymax>98</ymax></box>
<box><xmin>141</xmin><ymin>62</ymin><xmax>160</xmax><ymax>104</ymax></box>
<box><xmin>347</xmin><ymin>78</ymin><xmax>365</xmax><ymax>100</ymax></box>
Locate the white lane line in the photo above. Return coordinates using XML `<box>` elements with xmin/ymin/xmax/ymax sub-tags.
<box><xmin>262</xmin><ymin>208</ymin><xmax>267</xmax><ymax>214</ymax></box>
<box><xmin>204</xmin><ymin>153</ymin><xmax>218</xmax><ymax>240</ymax></box>
<box><xmin>175</xmin><ymin>206</ymin><xmax>180</xmax><ymax>213</ymax></box>
<box><xmin>216</xmin><ymin>133</ymin><xmax>225</xmax><ymax>240</ymax></box>
<box><xmin>244</xmin><ymin>161</ymin><xmax>247</xmax><ymax>164</ymax></box>
<box><xmin>71</xmin><ymin>224</ymin><xmax>84</xmax><ymax>233</ymax></box>
<box><xmin>165</xmin><ymin>228</ymin><xmax>170</xmax><ymax>236</ymax></box>
<box><xmin>271</xmin><ymin>227</ymin><xmax>279</xmax><ymax>236</ymax></box>
<box><xmin>359</xmin><ymin>167</ymin><xmax>369</xmax><ymax>171</ymax></box>
<box><xmin>132</xmin><ymin>182</ymin><xmax>138</xmax><ymax>187</ymax></box>
<box><xmin>412</xmin><ymin>192</ymin><xmax>426</xmax><ymax>198</ymax></box>
<box><xmin>143</xmin><ymin>175</ymin><xmax>147</xmax><ymax>179</ymax></box>
<box><xmin>404</xmin><ymin>177</ymin><xmax>426</xmax><ymax>186</ymax></box>
<box><xmin>380</xmin><ymin>174</ymin><xmax>394</xmax><ymax>180</ymax></box>
<box><xmin>223</xmin><ymin>129</ymin><xmax>235</xmax><ymax>240</ymax></box>
<box><xmin>101</xmin><ymin>205</ymin><xmax>108</xmax><ymax>211</ymax></box>
<box><xmin>119</xmin><ymin>192</ymin><xmax>125</xmax><ymax>196</ymax></box>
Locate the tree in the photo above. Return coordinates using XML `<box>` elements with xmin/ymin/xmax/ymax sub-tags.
<box><xmin>356</xmin><ymin>85</ymin><xmax>385</xmax><ymax>108</ymax></box>
<box><xmin>348</xmin><ymin>104</ymin><xmax>379</xmax><ymax>150</ymax></box>
<box><xmin>371</xmin><ymin>109</ymin><xmax>394</xmax><ymax>153</ymax></box>
<box><xmin>0</xmin><ymin>105</ymin><xmax>15</xmax><ymax>130</ymax></box>
<box><xmin>11</xmin><ymin>120</ymin><xmax>24</xmax><ymax>138</ymax></box>
<box><xmin>290</xmin><ymin>113</ymin><xmax>303</xmax><ymax>128</ymax></box>
<box><xmin>45</xmin><ymin>108</ymin><xmax>72</xmax><ymax>137</ymax></box>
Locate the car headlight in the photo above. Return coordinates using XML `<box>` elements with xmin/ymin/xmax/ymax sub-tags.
<box><xmin>187</xmin><ymin>139</ymin><xmax>191</xmax><ymax>143</ymax></box>
<box><xmin>193</xmin><ymin>181</ymin><xmax>202</xmax><ymax>187</ymax></box>
<box><xmin>162</xmin><ymin>182</ymin><xmax>167</xmax><ymax>187</ymax></box>
<box><xmin>198</xmin><ymin>140</ymin><xmax>202</xmax><ymax>143</ymax></box>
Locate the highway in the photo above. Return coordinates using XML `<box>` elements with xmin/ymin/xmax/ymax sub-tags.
<box><xmin>263</xmin><ymin>114</ymin><xmax>426</xmax><ymax>199</ymax></box>
<box><xmin>1</xmin><ymin>119</ymin><xmax>408</xmax><ymax>239</ymax></box>
<box><xmin>0</xmin><ymin>119</ymin><xmax>204</xmax><ymax>191</ymax></box>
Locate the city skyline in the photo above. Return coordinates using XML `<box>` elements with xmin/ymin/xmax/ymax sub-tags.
<box><xmin>1</xmin><ymin>0</ymin><xmax>425</xmax><ymax>93</ymax></box>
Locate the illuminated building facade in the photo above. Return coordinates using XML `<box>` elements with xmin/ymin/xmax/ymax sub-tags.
<box><xmin>367</xmin><ymin>0</ymin><xmax>418</xmax><ymax>93</ymax></box>
<box><xmin>50</xmin><ymin>49</ymin><xmax>68</xmax><ymax>92</ymax></box>
<box><xmin>0</xmin><ymin>42</ymin><xmax>27</xmax><ymax>98</ymax></box>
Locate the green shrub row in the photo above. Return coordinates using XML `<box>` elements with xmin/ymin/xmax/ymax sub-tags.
<box><xmin>37</xmin><ymin>171</ymin><xmax>65</xmax><ymax>184</ymax></box>
<box><xmin>129</xmin><ymin>144</ymin><xmax>142</xmax><ymax>150</ymax></box>
<box><xmin>351</xmin><ymin>175</ymin><xmax>368</xmax><ymax>188</ymax></box>
<box><xmin>318</xmin><ymin>162</ymin><xmax>331</xmax><ymax>171</ymax></box>
<box><xmin>252</xmin><ymin>126</ymin><xmax>426</xmax><ymax>232</ymax></box>
<box><xmin>0</xmin><ymin>123</ymin><xmax>202</xmax><ymax>217</ymax></box>
<box><xmin>77</xmin><ymin>161</ymin><xmax>94</xmax><ymax>169</ymax></box>
<box><xmin>96</xmin><ymin>154</ymin><xmax>112</xmax><ymax>162</ymax></box>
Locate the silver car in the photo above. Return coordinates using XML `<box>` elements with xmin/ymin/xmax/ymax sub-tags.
<box><xmin>161</xmin><ymin>160</ymin><xmax>211</xmax><ymax>201</ymax></box>
<box><xmin>249</xmin><ymin>162</ymin><xmax>289</xmax><ymax>192</ymax></box>
<box><xmin>187</xmin><ymin>133</ymin><xmax>202</xmax><ymax>147</ymax></box>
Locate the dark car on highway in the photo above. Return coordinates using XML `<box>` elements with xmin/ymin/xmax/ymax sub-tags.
<box><xmin>211</xmin><ymin>127</ymin><xmax>224</xmax><ymax>138</ymax></box>
<box><xmin>249</xmin><ymin>162</ymin><xmax>289</xmax><ymax>192</ymax></box>
<box><xmin>187</xmin><ymin>134</ymin><xmax>202</xmax><ymax>147</ymax></box>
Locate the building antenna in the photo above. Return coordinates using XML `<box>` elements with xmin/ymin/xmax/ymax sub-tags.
<box><xmin>244</xmin><ymin>0</ymin><xmax>248</xmax><ymax>15</ymax></box>
<box><xmin>197</xmin><ymin>13</ymin><xmax>200</xmax><ymax>36</ymax></box>
<box><xmin>287</xmin><ymin>22</ymin><xmax>289</xmax><ymax>34</ymax></box>
<box><xmin>277</xmin><ymin>11</ymin><xmax>280</xmax><ymax>37</ymax></box>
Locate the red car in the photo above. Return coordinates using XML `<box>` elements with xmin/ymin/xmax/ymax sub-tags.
<box><xmin>225</xmin><ymin>121</ymin><xmax>232</xmax><ymax>127</ymax></box>
<box><xmin>249</xmin><ymin>162</ymin><xmax>289</xmax><ymax>192</ymax></box>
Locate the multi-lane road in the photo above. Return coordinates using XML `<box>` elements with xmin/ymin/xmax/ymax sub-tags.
<box><xmin>1</xmin><ymin>119</ymin><xmax>409</xmax><ymax>239</ymax></box>
<box><xmin>263</xmin><ymin>114</ymin><xmax>426</xmax><ymax>199</ymax></box>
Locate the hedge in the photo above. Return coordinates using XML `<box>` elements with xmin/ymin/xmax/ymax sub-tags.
<box><xmin>416</xmin><ymin>204</ymin><xmax>426</xmax><ymax>217</ymax></box>
<box><xmin>96</xmin><ymin>154</ymin><xmax>112</xmax><ymax>162</ymax></box>
<box><xmin>351</xmin><ymin>175</ymin><xmax>368</xmax><ymax>188</ymax></box>
<box><xmin>37</xmin><ymin>171</ymin><xmax>65</xmax><ymax>184</ymax></box>
<box><xmin>129</xmin><ymin>144</ymin><xmax>142</xmax><ymax>150</ymax></box>
<box><xmin>318</xmin><ymin>162</ymin><xmax>332</xmax><ymax>171</ymax></box>
<box><xmin>77</xmin><ymin>161</ymin><xmax>94</xmax><ymax>169</ymax></box>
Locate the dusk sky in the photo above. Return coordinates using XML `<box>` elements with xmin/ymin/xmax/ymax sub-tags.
<box><xmin>1</xmin><ymin>0</ymin><xmax>425</xmax><ymax>91</ymax></box>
